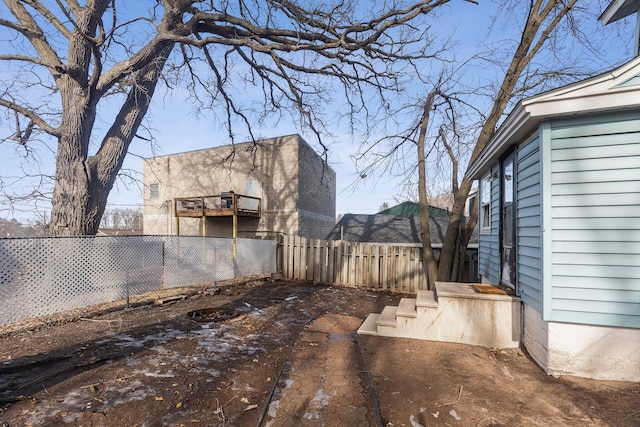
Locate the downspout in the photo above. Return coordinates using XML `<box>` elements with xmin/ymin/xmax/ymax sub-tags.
<box><xmin>174</xmin><ymin>199</ymin><xmax>180</xmax><ymax>236</ymax></box>
<box><xmin>233</xmin><ymin>194</ymin><xmax>238</xmax><ymax>259</ymax></box>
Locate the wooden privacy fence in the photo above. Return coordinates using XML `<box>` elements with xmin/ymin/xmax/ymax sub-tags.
<box><xmin>280</xmin><ymin>236</ymin><xmax>479</xmax><ymax>294</ymax></box>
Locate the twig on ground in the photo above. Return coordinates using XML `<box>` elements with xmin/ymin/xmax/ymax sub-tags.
<box><xmin>438</xmin><ymin>385</ymin><xmax>463</xmax><ymax>407</ymax></box>
<box><xmin>362</xmin><ymin>370</ymin><xmax>393</xmax><ymax>381</ymax></box>
<box><xmin>41</xmin><ymin>383</ymin><xmax>51</xmax><ymax>398</ymax></box>
<box><xmin>625</xmin><ymin>409</ymin><xmax>640</xmax><ymax>420</ymax></box>
<box><xmin>477</xmin><ymin>417</ymin><xmax>501</xmax><ymax>427</ymax></box>
<box><xmin>213</xmin><ymin>397</ymin><xmax>226</xmax><ymax>424</ymax></box>
<box><xmin>80</xmin><ymin>381</ymin><xmax>103</xmax><ymax>390</ymax></box>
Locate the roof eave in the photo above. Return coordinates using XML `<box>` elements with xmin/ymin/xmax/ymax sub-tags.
<box><xmin>467</xmin><ymin>104</ymin><xmax>536</xmax><ymax>180</ymax></box>
<box><xmin>599</xmin><ymin>0</ymin><xmax>640</xmax><ymax>25</ymax></box>
<box><xmin>467</xmin><ymin>56</ymin><xmax>640</xmax><ymax>181</ymax></box>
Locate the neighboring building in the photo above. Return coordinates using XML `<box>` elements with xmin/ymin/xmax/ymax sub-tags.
<box><xmin>326</xmin><ymin>202</ymin><xmax>476</xmax><ymax>246</ymax></box>
<box><xmin>466</xmin><ymin>1</ymin><xmax>640</xmax><ymax>381</ymax></box>
<box><xmin>326</xmin><ymin>213</ymin><xmax>437</xmax><ymax>244</ymax></box>
<box><xmin>326</xmin><ymin>202</ymin><xmax>479</xmax><ymax>283</ymax></box>
<box><xmin>143</xmin><ymin>134</ymin><xmax>336</xmax><ymax>239</ymax></box>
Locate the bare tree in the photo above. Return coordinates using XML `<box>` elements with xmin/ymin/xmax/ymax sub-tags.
<box><xmin>354</xmin><ymin>0</ymin><xmax>623</xmax><ymax>286</ymax></box>
<box><xmin>100</xmin><ymin>207</ymin><xmax>142</xmax><ymax>230</ymax></box>
<box><xmin>434</xmin><ymin>0</ymin><xmax>582</xmax><ymax>284</ymax></box>
<box><xmin>0</xmin><ymin>0</ymin><xmax>473</xmax><ymax>235</ymax></box>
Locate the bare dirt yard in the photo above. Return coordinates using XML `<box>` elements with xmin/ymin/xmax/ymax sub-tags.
<box><xmin>1</xmin><ymin>278</ymin><xmax>638</xmax><ymax>427</ymax></box>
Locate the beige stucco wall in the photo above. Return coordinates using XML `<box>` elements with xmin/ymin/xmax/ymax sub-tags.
<box><xmin>296</xmin><ymin>137</ymin><xmax>336</xmax><ymax>238</ymax></box>
<box><xmin>143</xmin><ymin>135</ymin><xmax>335</xmax><ymax>238</ymax></box>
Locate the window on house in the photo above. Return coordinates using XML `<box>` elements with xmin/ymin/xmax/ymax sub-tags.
<box><xmin>464</xmin><ymin>189</ymin><xmax>477</xmax><ymax>218</ymax></box>
<box><xmin>480</xmin><ymin>176</ymin><xmax>491</xmax><ymax>232</ymax></box>
<box><xmin>149</xmin><ymin>183</ymin><xmax>159</xmax><ymax>200</ymax></box>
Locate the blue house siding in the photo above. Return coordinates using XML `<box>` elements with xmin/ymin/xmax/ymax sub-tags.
<box><xmin>516</xmin><ymin>135</ymin><xmax>542</xmax><ymax>312</ymax></box>
<box><xmin>545</xmin><ymin>111</ymin><xmax>640</xmax><ymax>328</ymax></box>
<box><xmin>478</xmin><ymin>164</ymin><xmax>501</xmax><ymax>284</ymax></box>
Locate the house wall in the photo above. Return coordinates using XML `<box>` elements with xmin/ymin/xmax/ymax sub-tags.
<box><xmin>516</xmin><ymin>135</ymin><xmax>543</xmax><ymax>312</ymax></box>
<box><xmin>478</xmin><ymin>164</ymin><xmax>500</xmax><ymax>284</ymax></box>
<box><xmin>543</xmin><ymin>111</ymin><xmax>640</xmax><ymax>328</ymax></box>
<box><xmin>143</xmin><ymin>135</ymin><xmax>334</xmax><ymax>239</ymax></box>
<box><xmin>523</xmin><ymin>304</ymin><xmax>640</xmax><ymax>382</ymax></box>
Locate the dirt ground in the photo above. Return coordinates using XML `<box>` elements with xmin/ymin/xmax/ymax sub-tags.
<box><xmin>0</xmin><ymin>278</ymin><xmax>638</xmax><ymax>427</ymax></box>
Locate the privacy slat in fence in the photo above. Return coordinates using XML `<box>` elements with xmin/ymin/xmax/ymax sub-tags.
<box><xmin>280</xmin><ymin>236</ymin><xmax>478</xmax><ymax>294</ymax></box>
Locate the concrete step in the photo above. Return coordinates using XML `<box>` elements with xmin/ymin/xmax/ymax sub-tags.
<box><xmin>416</xmin><ymin>290</ymin><xmax>438</xmax><ymax>308</ymax></box>
<box><xmin>376</xmin><ymin>306</ymin><xmax>397</xmax><ymax>327</ymax></box>
<box><xmin>357</xmin><ymin>313</ymin><xmax>380</xmax><ymax>336</ymax></box>
<box><xmin>396</xmin><ymin>298</ymin><xmax>417</xmax><ymax>318</ymax></box>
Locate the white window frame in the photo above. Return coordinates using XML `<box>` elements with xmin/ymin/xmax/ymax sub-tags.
<box><xmin>149</xmin><ymin>183</ymin><xmax>159</xmax><ymax>200</ymax></box>
<box><xmin>480</xmin><ymin>175</ymin><xmax>491</xmax><ymax>233</ymax></box>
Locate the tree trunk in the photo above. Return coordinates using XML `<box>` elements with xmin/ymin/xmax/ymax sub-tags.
<box><xmin>417</xmin><ymin>92</ymin><xmax>439</xmax><ymax>288</ymax></box>
<box><xmin>49</xmin><ymin>69</ymin><xmax>98</xmax><ymax>235</ymax></box>
<box><xmin>437</xmin><ymin>177</ymin><xmax>474</xmax><ymax>281</ymax></box>
<box><xmin>435</xmin><ymin>1</ymin><xmax>579</xmax><ymax>280</ymax></box>
<box><xmin>49</xmin><ymin>44</ymin><xmax>174</xmax><ymax>236</ymax></box>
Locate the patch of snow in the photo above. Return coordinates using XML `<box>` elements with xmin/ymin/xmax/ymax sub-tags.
<box><xmin>61</xmin><ymin>411</ymin><xmax>83</xmax><ymax>423</ymax></box>
<box><xmin>98</xmin><ymin>379</ymin><xmax>156</xmax><ymax>409</ymax></box>
<box><xmin>409</xmin><ymin>414</ymin><xmax>424</xmax><ymax>427</ymax></box>
<box><xmin>501</xmin><ymin>365</ymin><xmax>515</xmax><ymax>381</ymax></box>
<box><xmin>136</xmin><ymin>369</ymin><xmax>176</xmax><ymax>378</ymax></box>
<box><xmin>22</xmin><ymin>389</ymin><xmax>90</xmax><ymax>425</ymax></box>
<box><xmin>97</xmin><ymin>328</ymin><xmax>183</xmax><ymax>348</ymax></box>
<box><xmin>303</xmin><ymin>387</ymin><xmax>336</xmax><ymax>420</ymax></box>
<box><xmin>267</xmin><ymin>399</ymin><xmax>280</xmax><ymax>420</ymax></box>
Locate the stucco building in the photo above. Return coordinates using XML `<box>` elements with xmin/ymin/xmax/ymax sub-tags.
<box><xmin>143</xmin><ymin>134</ymin><xmax>336</xmax><ymax>239</ymax></box>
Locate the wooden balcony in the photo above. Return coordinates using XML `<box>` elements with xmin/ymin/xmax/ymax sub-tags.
<box><xmin>174</xmin><ymin>193</ymin><xmax>261</xmax><ymax>218</ymax></box>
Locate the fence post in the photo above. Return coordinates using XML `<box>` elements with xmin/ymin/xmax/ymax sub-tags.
<box><xmin>334</xmin><ymin>240</ymin><xmax>344</xmax><ymax>283</ymax></box>
<box><xmin>342</xmin><ymin>241</ymin><xmax>350</xmax><ymax>285</ymax></box>
<box><xmin>285</xmin><ymin>235</ymin><xmax>293</xmax><ymax>279</ymax></box>
<box><xmin>327</xmin><ymin>240</ymin><xmax>335</xmax><ymax>284</ymax></box>
<box><xmin>125</xmin><ymin>271</ymin><xmax>131</xmax><ymax>309</ymax></box>
<box><xmin>276</xmin><ymin>233</ymin><xmax>283</xmax><ymax>274</ymax></box>
<box><xmin>161</xmin><ymin>237</ymin><xmax>166</xmax><ymax>289</ymax></box>
<box><xmin>380</xmin><ymin>245</ymin><xmax>387</xmax><ymax>291</ymax></box>
<box><xmin>372</xmin><ymin>244</ymin><xmax>380</xmax><ymax>291</ymax></box>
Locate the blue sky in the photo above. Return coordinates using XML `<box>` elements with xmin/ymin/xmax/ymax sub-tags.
<box><xmin>0</xmin><ymin>0</ymin><xmax>635</xmax><ymax>221</ymax></box>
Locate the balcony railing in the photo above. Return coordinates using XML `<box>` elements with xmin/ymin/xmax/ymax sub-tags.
<box><xmin>174</xmin><ymin>193</ymin><xmax>261</xmax><ymax>218</ymax></box>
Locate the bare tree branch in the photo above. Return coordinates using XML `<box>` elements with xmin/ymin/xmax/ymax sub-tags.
<box><xmin>0</xmin><ymin>97</ymin><xmax>60</xmax><ymax>136</ymax></box>
<box><xmin>3</xmin><ymin>0</ymin><xmax>64</xmax><ymax>70</ymax></box>
<box><xmin>23</xmin><ymin>0</ymin><xmax>73</xmax><ymax>39</ymax></box>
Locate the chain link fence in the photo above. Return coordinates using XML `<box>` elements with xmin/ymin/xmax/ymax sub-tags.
<box><xmin>0</xmin><ymin>235</ymin><xmax>276</xmax><ymax>325</ymax></box>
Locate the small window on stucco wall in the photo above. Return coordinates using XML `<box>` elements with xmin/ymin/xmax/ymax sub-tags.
<box><xmin>480</xmin><ymin>176</ymin><xmax>491</xmax><ymax>232</ymax></box>
<box><xmin>149</xmin><ymin>183</ymin><xmax>159</xmax><ymax>200</ymax></box>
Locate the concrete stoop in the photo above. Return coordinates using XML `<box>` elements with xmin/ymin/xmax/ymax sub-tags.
<box><xmin>358</xmin><ymin>281</ymin><xmax>521</xmax><ymax>349</ymax></box>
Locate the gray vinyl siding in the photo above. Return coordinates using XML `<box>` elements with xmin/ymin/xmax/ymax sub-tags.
<box><xmin>544</xmin><ymin>111</ymin><xmax>640</xmax><ymax>328</ymax></box>
<box><xmin>516</xmin><ymin>135</ymin><xmax>542</xmax><ymax>312</ymax></box>
<box><xmin>478</xmin><ymin>164</ymin><xmax>501</xmax><ymax>284</ymax></box>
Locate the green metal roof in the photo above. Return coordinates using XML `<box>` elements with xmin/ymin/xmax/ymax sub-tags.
<box><xmin>378</xmin><ymin>201</ymin><xmax>451</xmax><ymax>217</ymax></box>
